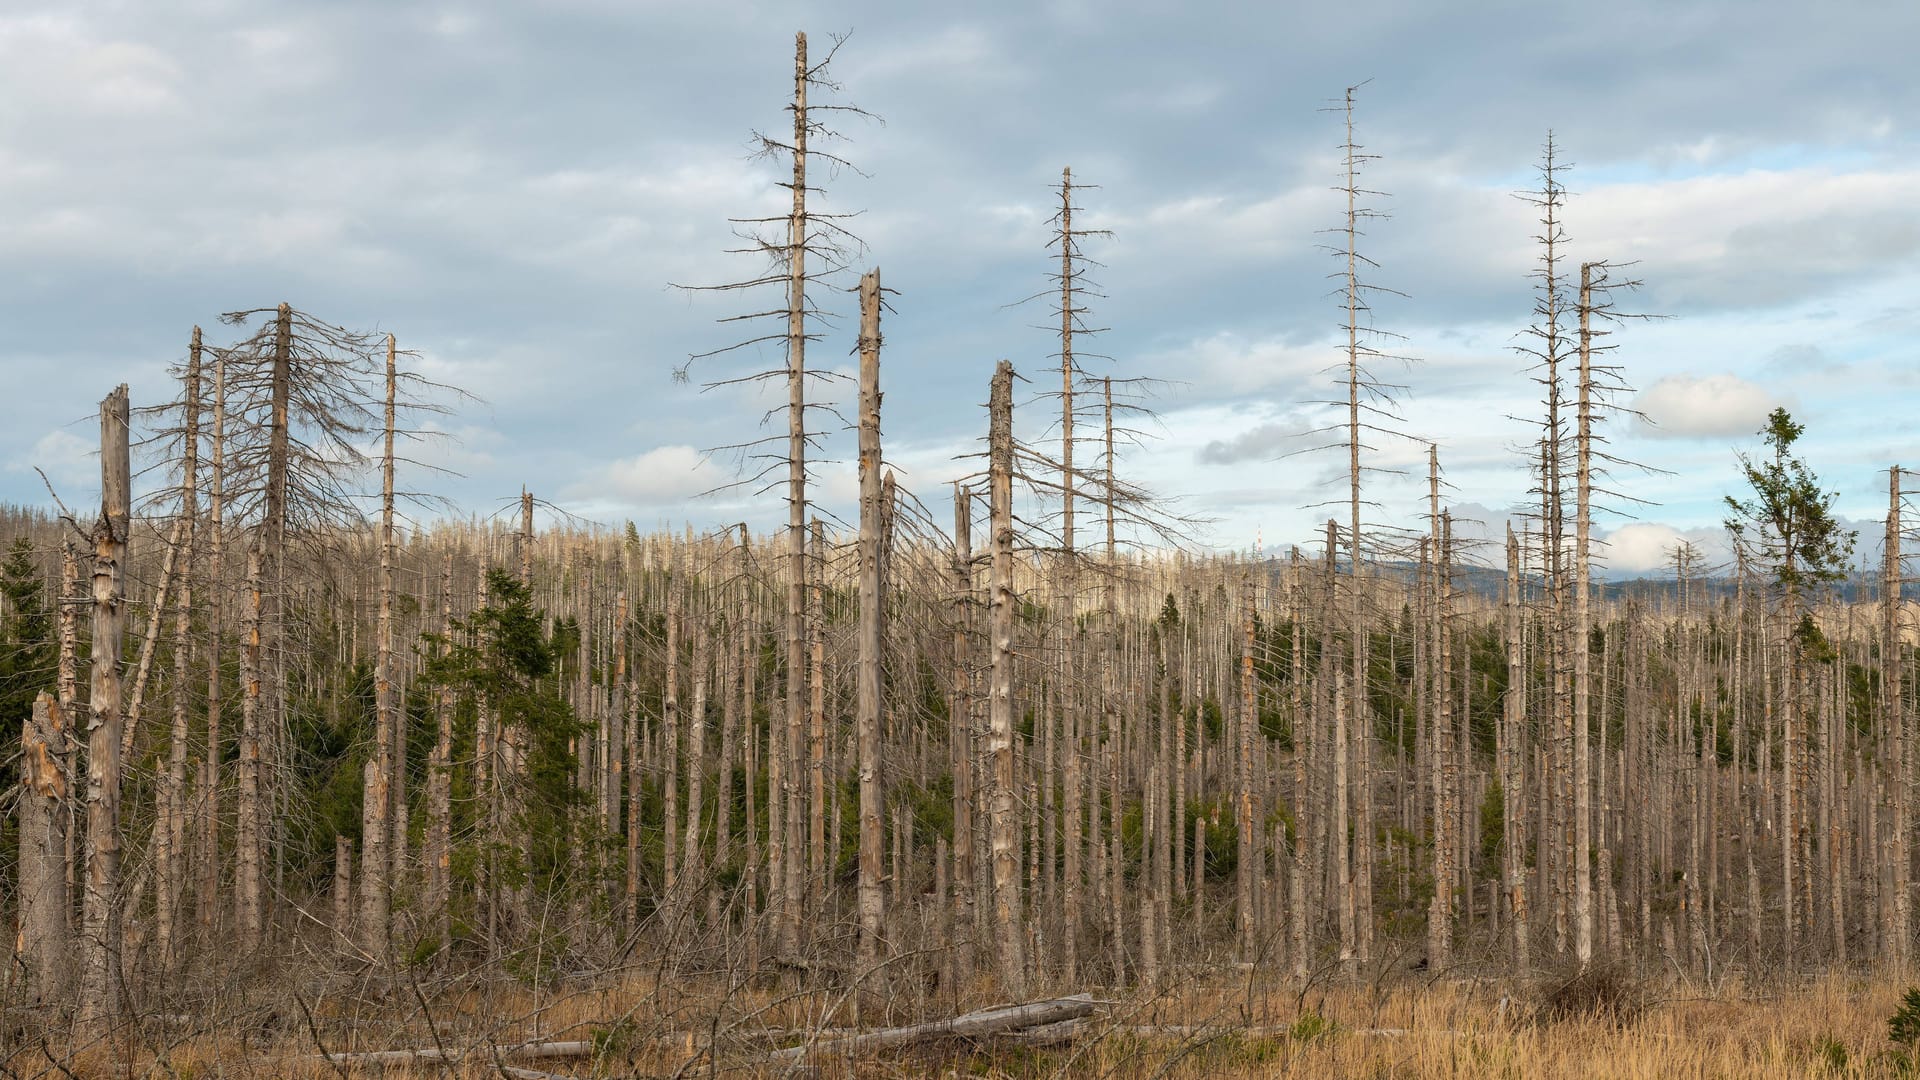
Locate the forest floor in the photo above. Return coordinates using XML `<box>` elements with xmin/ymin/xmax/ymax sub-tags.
<box><xmin>20</xmin><ymin>965</ymin><xmax>1920</xmax><ymax>1078</ymax></box>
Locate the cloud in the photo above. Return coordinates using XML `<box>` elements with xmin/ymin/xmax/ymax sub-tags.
<box><xmin>1597</xmin><ymin>522</ymin><xmax>1731</xmax><ymax>576</ymax></box>
<box><xmin>1635</xmin><ymin>373</ymin><xmax>1780</xmax><ymax>439</ymax></box>
<box><xmin>6</xmin><ymin>428</ymin><xmax>94</xmax><ymax>496</ymax></box>
<box><xmin>578</xmin><ymin>445</ymin><xmax>728</xmax><ymax>508</ymax></box>
<box><xmin>1198</xmin><ymin>414</ymin><xmax>1314</xmax><ymax>465</ymax></box>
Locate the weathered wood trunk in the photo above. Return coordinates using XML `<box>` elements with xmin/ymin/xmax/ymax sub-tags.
<box><xmin>361</xmin><ymin>333</ymin><xmax>398</xmax><ymax>963</ymax></box>
<box><xmin>199</xmin><ymin>349</ymin><xmax>226</xmax><ymax>937</ymax></box>
<box><xmin>987</xmin><ymin>360</ymin><xmax>1026</xmax><ymax>994</ymax></box>
<box><xmin>158</xmin><ymin>333</ymin><xmax>201</xmax><ymax>972</ymax></box>
<box><xmin>80</xmin><ymin>384</ymin><xmax>131</xmax><ymax>1036</ymax></box>
<box><xmin>855</xmin><ymin>269</ymin><xmax>887</xmax><ymax>969</ymax></box>
<box><xmin>426</xmin><ymin>555</ymin><xmax>454</xmax><ymax>947</ymax></box>
<box><xmin>19</xmin><ymin>692</ymin><xmax>70</xmax><ymax>1001</ymax></box>
<box><xmin>779</xmin><ymin>29</ymin><xmax>812</xmax><ymax>961</ymax></box>
<box><xmin>950</xmin><ymin>484</ymin><xmax>977</xmax><ymax>976</ymax></box>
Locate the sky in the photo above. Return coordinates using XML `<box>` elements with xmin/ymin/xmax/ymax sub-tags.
<box><xmin>3</xmin><ymin>0</ymin><xmax>1918</xmax><ymax>577</ymax></box>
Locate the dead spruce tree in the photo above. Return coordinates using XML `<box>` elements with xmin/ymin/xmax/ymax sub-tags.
<box><xmin>1290</xmin><ymin>85</ymin><xmax>1418</xmax><ymax>972</ymax></box>
<box><xmin>216</xmin><ymin>303</ymin><xmax>385</xmax><ymax>944</ymax></box>
<box><xmin>78</xmin><ymin>385</ymin><xmax>130</xmax><ymax>1037</ymax></box>
<box><xmin>854</xmin><ymin>269</ymin><xmax>888</xmax><ymax>971</ymax></box>
<box><xmin>676</xmin><ymin>31</ymin><xmax>872</xmax><ymax>961</ymax></box>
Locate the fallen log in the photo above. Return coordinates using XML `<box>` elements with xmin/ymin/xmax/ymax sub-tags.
<box><xmin>769</xmin><ymin>994</ymin><xmax>1100</xmax><ymax>1062</ymax></box>
<box><xmin>304</xmin><ymin>1039</ymin><xmax>596</xmax><ymax>1067</ymax></box>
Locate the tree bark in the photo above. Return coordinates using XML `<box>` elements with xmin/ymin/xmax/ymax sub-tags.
<box><xmin>855</xmin><ymin>269</ymin><xmax>887</xmax><ymax>970</ymax></box>
<box><xmin>80</xmin><ymin>384</ymin><xmax>130</xmax><ymax>1037</ymax></box>
<box><xmin>20</xmin><ymin>692</ymin><xmax>70</xmax><ymax>1001</ymax></box>
<box><xmin>988</xmin><ymin>360</ymin><xmax>1026</xmax><ymax>994</ymax></box>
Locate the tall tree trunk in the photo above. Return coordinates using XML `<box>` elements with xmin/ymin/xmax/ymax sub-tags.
<box><xmin>1429</xmin><ymin>512</ymin><xmax>1455</xmax><ymax>968</ymax></box>
<box><xmin>664</xmin><ymin>561</ymin><xmax>683</xmax><ymax>909</ymax></box>
<box><xmin>987</xmin><ymin>360</ymin><xmax>1026</xmax><ymax>994</ymax></box>
<box><xmin>426</xmin><ymin>556</ymin><xmax>453</xmax><ymax>948</ymax></box>
<box><xmin>199</xmin><ymin>348</ymin><xmax>225</xmax><ymax>939</ymax></box>
<box><xmin>1237</xmin><ymin>579</ymin><xmax>1257</xmax><ymax>962</ymax></box>
<box><xmin>158</xmin><ymin>334</ymin><xmax>201</xmax><ymax>972</ymax></box>
<box><xmin>238</xmin><ymin>540</ymin><xmax>264</xmax><ymax>947</ymax></box>
<box><xmin>361</xmin><ymin>334</ymin><xmax>398</xmax><ymax>962</ymax></box>
<box><xmin>20</xmin><ymin>692</ymin><xmax>70</xmax><ymax>1001</ymax></box>
<box><xmin>779</xmin><ymin>29</ymin><xmax>812</xmax><ymax>961</ymax></box>
<box><xmin>1574</xmin><ymin>263</ymin><xmax>1597</xmax><ymax>966</ymax></box>
<box><xmin>855</xmin><ymin>268</ymin><xmax>887</xmax><ymax>969</ymax></box>
<box><xmin>950</xmin><ymin>484</ymin><xmax>977</xmax><ymax>978</ymax></box>
<box><xmin>80</xmin><ymin>384</ymin><xmax>130</xmax><ymax>1037</ymax></box>
<box><xmin>1888</xmin><ymin>467</ymin><xmax>1910</xmax><ymax>969</ymax></box>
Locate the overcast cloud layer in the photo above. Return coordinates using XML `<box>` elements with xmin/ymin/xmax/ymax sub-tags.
<box><xmin>4</xmin><ymin>1</ymin><xmax>1917</xmax><ymax>577</ymax></box>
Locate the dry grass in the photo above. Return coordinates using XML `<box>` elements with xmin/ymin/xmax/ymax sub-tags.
<box><xmin>13</xmin><ymin>969</ymin><xmax>1920</xmax><ymax>1078</ymax></box>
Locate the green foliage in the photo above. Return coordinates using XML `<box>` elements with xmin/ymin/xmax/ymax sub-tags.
<box><xmin>1814</xmin><ymin>1034</ymin><xmax>1850</xmax><ymax>1073</ymax></box>
<box><xmin>1</xmin><ymin>538</ymin><xmax>53</xmax><ymax>714</ymax></box>
<box><xmin>1197</xmin><ymin>695</ymin><xmax>1224</xmax><ymax>741</ymax></box>
<box><xmin>1257</xmin><ymin>705</ymin><xmax>1293</xmax><ymax>749</ymax></box>
<box><xmin>424</xmin><ymin>569</ymin><xmax>586</xmax><ymax>906</ymax></box>
<box><xmin>1479</xmin><ymin>779</ymin><xmax>1505</xmax><ymax>867</ymax></box>
<box><xmin>1888</xmin><ymin>987</ymin><xmax>1920</xmax><ymax>1048</ymax></box>
<box><xmin>0</xmin><ymin>537</ymin><xmax>54</xmax><ymax>797</ymax></box>
<box><xmin>1158</xmin><ymin>591</ymin><xmax>1181</xmax><ymax>630</ymax></box>
<box><xmin>1287</xmin><ymin>1010</ymin><xmax>1334</xmax><ymax>1041</ymax></box>
<box><xmin>1724</xmin><ymin>408</ymin><xmax>1857</xmax><ymax>608</ymax></box>
<box><xmin>1185</xmin><ymin>797</ymin><xmax>1238</xmax><ymax>878</ymax></box>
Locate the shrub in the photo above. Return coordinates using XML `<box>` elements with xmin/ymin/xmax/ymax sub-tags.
<box><xmin>1532</xmin><ymin>960</ymin><xmax>1644</xmax><ymax>1025</ymax></box>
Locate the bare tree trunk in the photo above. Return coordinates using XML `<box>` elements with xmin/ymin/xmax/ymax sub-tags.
<box><xmin>1504</xmin><ymin>524</ymin><xmax>1532</xmax><ymax>970</ymax></box>
<box><xmin>950</xmin><ymin>484</ymin><xmax>977</xmax><ymax>980</ymax></box>
<box><xmin>1341</xmin><ymin>93</ymin><xmax>1375</xmax><ymax>968</ymax></box>
<box><xmin>1326</xmin><ymin>521</ymin><xmax>1353</xmax><ymax>971</ymax></box>
<box><xmin>988</xmin><ymin>360</ymin><xmax>1026</xmax><ymax>994</ymax></box>
<box><xmin>262</xmin><ymin>303</ymin><xmax>293</xmax><ymax>937</ymax></box>
<box><xmin>426</xmin><ymin>556</ymin><xmax>453</xmax><ymax>948</ymax></box>
<box><xmin>158</xmin><ymin>334</ymin><xmax>201</xmax><ymax>973</ymax></box>
<box><xmin>80</xmin><ymin>384</ymin><xmax>130</xmax><ymax>1037</ymax></box>
<box><xmin>361</xmin><ymin>334</ymin><xmax>397</xmax><ymax>963</ymax></box>
<box><xmin>333</xmin><ymin>835</ymin><xmax>353</xmax><ymax>949</ymax></box>
<box><xmin>779</xmin><ymin>29</ymin><xmax>812</xmax><ymax>962</ymax></box>
<box><xmin>59</xmin><ymin>542</ymin><xmax>81</xmax><ymax>918</ymax></box>
<box><xmin>856</xmin><ymin>268</ymin><xmax>887</xmax><ymax>970</ymax></box>
<box><xmin>1888</xmin><ymin>467</ymin><xmax>1910</xmax><ymax>969</ymax></box>
<box><xmin>199</xmin><ymin>351</ymin><xmax>226</xmax><ymax>938</ymax></box>
<box><xmin>1288</xmin><ymin>549</ymin><xmax>1311</xmax><ymax>981</ymax></box>
<box><xmin>684</xmin><ymin>612</ymin><xmax>710</xmax><ymax>921</ymax></box>
<box><xmin>664</xmin><ymin>561</ymin><xmax>683</xmax><ymax>909</ymax></box>
<box><xmin>20</xmin><ymin>692</ymin><xmax>70</xmax><ymax>1001</ymax></box>
<box><xmin>238</xmin><ymin>540</ymin><xmax>264</xmax><ymax>947</ymax></box>
<box><xmin>1429</xmin><ymin>512</ymin><xmax>1455</xmax><ymax>968</ymax></box>
<box><xmin>1574</xmin><ymin>263</ymin><xmax>1596</xmax><ymax>966</ymax></box>
<box><xmin>809</xmin><ymin>518</ymin><xmax>827</xmax><ymax>887</ymax></box>
<box><xmin>1237</xmin><ymin>579</ymin><xmax>1257</xmax><ymax>963</ymax></box>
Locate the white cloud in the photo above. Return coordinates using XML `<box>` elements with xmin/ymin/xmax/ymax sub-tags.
<box><xmin>1596</xmin><ymin>522</ymin><xmax>1731</xmax><ymax>575</ymax></box>
<box><xmin>581</xmin><ymin>444</ymin><xmax>729</xmax><ymax>507</ymax></box>
<box><xmin>7</xmin><ymin>428</ymin><xmax>94</xmax><ymax>495</ymax></box>
<box><xmin>1635</xmin><ymin>373</ymin><xmax>1780</xmax><ymax>439</ymax></box>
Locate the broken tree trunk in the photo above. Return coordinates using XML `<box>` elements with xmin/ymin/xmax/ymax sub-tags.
<box><xmin>19</xmin><ymin>691</ymin><xmax>71</xmax><ymax>1001</ymax></box>
<box><xmin>770</xmin><ymin>995</ymin><xmax>1099</xmax><ymax>1062</ymax></box>
<box><xmin>80</xmin><ymin>384</ymin><xmax>131</xmax><ymax>1038</ymax></box>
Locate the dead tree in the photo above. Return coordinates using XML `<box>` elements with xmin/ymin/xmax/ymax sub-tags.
<box><xmin>855</xmin><ymin>269</ymin><xmax>887</xmax><ymax>968</ymax></box>
<box><xmin>987</xmin><ymin>360</ymin><xmax>1026</xmax><ymax>994</ymax></box>
<box><xmin>79</xmin><ymin>384</ymin><xmax>131</xmax><ymax>1037</ymax></box>
<box><xmin>19</xmin><ymin>691</ymin><xmax>70</xmax><ymax>1001</ymax></box>
<box><xmin>674</xmin><ymin>33</ymin><xmax>873</xmax><ymax>961</ymax></box>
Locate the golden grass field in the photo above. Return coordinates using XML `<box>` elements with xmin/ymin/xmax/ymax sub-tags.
<box><xmin>24</xmin><ymin>966</ymin><xmax>1920</xmax><ymax>1078</ymax></box>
